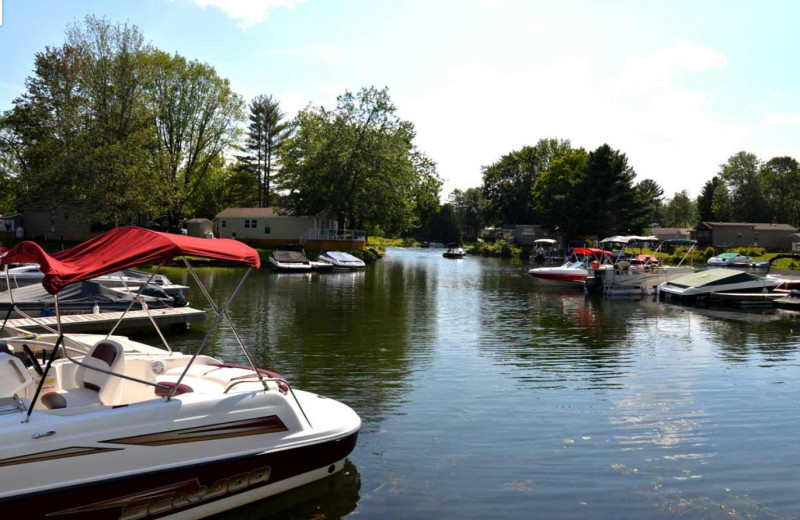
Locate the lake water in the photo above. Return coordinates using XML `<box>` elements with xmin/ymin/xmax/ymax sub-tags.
<box><xmin>140</xmin><ymin>247</ymin><xmax>800</xmax><ymax>519</ymax></box>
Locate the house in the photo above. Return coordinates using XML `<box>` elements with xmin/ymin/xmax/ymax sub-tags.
<box><xmin>212</xmin><ymin>207</ymin><xmax>365</xmax><ymax>251</ymax></box>
<box><xmin>695</xmin><ymin>222</ymin><xmax>798</xmax><ymax>252</ymax></box>
<box><xmin>650</xmin><ymin>228</ymin><xmax>694</xmax><ymax>241</ymax></box>
<box><xmin>0</xmin><ymin>214</ymin><xmax>24</xmax><ymax>241</ymax></box>
<box><xmin>21</xmin><ymin>204</ymin><xmax>94</xmax><ymax>242</ymax></box>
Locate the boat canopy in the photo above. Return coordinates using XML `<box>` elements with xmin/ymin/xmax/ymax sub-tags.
<box><xmin>599</xmin><ymin>235</ymin><xmax>659</xmax><ymax>245</ymax></box>
<box><xmin>533</xmin><ymin>239</ymin><xmax>557</xmax><ymax>245</ymax></box>
<box><xmin>1</xmin><ymin>226</ymin><xmax>261</xmax><ymax>294</ymax></box>
<box><xmin>573</xmin><ymin>247</ymin><xmax>612</xmax><ymax>257</ymax></box>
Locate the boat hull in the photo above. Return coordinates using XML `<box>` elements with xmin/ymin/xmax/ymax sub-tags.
<box><xmin>2</xmin><ymin>431</ymin><xmax>358</xmax><ymax>519</ymax></box>
<box><xmin>528</xmin><ymin>268</ymin><xmax>587</xmax><ymax>286</ymax></box>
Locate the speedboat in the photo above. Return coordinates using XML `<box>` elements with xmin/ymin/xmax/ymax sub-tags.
<box><xmin>658</xmin><ymin>268</ymin><xmax>782</xmax><ymax>304</ymax></box>
<box><xmin>707</xmin><ymin>252</ymin><xmax>752</xmax><ymax>267</ymax></box>
<box><xmin>268</xmin><ymin>244</ymin><xmax>312</xmax><ymax>272</ymax></box>
<box><xmin>442</xmin><ymin>243</ymin><xmax>467</xmax><ymax>259</ymax></box>
<box><xmin>0</xmin><ymin>227</ymin><xmax>360</xmax><ymax>518</ymax></box>
<box><xmin>318</xmin><ymin>251</ymin><xmax>366</xmax><ymax>270</ymax></box>
<box><xmin>584</xmin><ymin>239</ymin><xmax>696</xmax><ymax>296</ymax></box>
<box><xmin>528</xmin><ymin>247</ymin><xmax>612</xmax><ymax>287</ymax></box>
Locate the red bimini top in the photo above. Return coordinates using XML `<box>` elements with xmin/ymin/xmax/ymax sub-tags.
<box><xmin>0</xmin><ymin>226</ymin><xmax>261</xmax><ymax>294</ymax></box>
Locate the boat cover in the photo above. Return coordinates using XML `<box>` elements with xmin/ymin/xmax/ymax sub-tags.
<box><xmin>272</xmin><ymin>251</ymin><xmax>309</xmax><ymax>264</ymax></box>
<box><xmin>665</xmin><ymin>269</ymin><xmax>762</xmax><ymax>289</ymax></box>
<box><xmin>0</xmin><ymin>280</ymin><xmax>164</xmax><ymax>308</ymax></box>
<box><xmin>1</xmin><ymin>227</ymin><xmax>261</xmax><ymax>294</ymax></box>
<box><xmin>324</xmin><ymin>252</ymin><xmax>361</xmax><ymax>262</ymax></box>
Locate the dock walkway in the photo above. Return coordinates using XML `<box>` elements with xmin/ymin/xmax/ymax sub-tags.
<box><xmin>4</xmin><ymin>307</ymin><xmax>206</xmax><ymax>333</ymax></box>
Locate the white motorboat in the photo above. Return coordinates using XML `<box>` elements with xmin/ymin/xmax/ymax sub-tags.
<box><xmin>318</xmin><ymin>251</ymin><xmax>366</xmax><ymax>270</ymax></box>
<box><xmin>268</xmin><ymin>244</ymin><xmax>313</xmax><ymax>272</ymax></box>
<box><xmin>658</xmin><ymin>268</ymin><xmax>782</xmax><ymax>304</ymax></box>
<box><xmin>0</xmin><ymin>227</ymin><xmax>360</xmax><ymax>518</ymax></box>
<box><xmin>528</xmin><ymin>247</ymin><xmax>612</xmax><ymax>287</ymax></box>
<box><xmin>584</xmin><ymin>238</ymin><xmax>697</xmax><ymax>296</ymax></box>
<box><xmin>442</xmin><ymin>243</ymin><xmax>466</xmax><ymax>259</ymax></box>
<box><xmin>707</xmin><ymin>252</ymin><xmax>752</xmax><ymax>267</ymax></box>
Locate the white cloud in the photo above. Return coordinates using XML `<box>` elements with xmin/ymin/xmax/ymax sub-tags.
<box><xmin>191</xmin><ymin>0</ymin><xmax>307</xmax><ymax>29</ymax></box>
<box><xmin>308</xmin><ymin>43</ymin><xmax>344</xmax><ymax>65</ymax></box>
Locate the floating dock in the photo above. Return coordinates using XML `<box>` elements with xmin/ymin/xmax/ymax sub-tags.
<box><xmin>4</xmin><ymin>307</ymin><xmax>206</xmax><ymax>333</ymax></box>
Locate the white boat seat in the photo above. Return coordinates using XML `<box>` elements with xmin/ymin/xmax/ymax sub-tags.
<box><xmin>42</xmin><ymin>340</ymin><xmax>126</xmax><ymax>409</ymax></box>
<box><xmin>0</xmin><ymin>352</ymin><xmax>35</xmax><ymax>398</ymax></box>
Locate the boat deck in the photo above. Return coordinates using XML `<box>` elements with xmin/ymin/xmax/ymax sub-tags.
<box><xmin>4</xmin><ymin>307</ymin><xmax>206</xmax><ymax>333</ymax></box>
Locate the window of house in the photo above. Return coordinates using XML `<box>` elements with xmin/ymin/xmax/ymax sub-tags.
<box><xmin>264</xmin><ymin>220</ymin><xmax>271</xmax><ymax>234</ymax></box>
<box><xmin>221</xmin><ymin>220</ymin><xmax>226</xmax><ymax>228</ymax></box>
<box><xmin>244</xmin><ymin>219</ymin><xmax>257</xmax><ymax>229</ymax></box>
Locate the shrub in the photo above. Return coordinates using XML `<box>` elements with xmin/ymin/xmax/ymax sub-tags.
<box><xmin>703</xmin><ymin>247</ymin><xmax>716</xmax><ymax>260</ymax></box>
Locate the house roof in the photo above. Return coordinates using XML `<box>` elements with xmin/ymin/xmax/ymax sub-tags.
<box><xmin>700</xmin><ymin>222</ymin><xmax>798</xmax><ymax>232</ymax></box>
<box><xmin>214</xmin><ymin>207</ymin><xmax>293</xmax><ymax>219</ymax></box>
<box><xmin>186</xmin><ymin>218</ymin><xmax>212</xmax><ymax>224</ymax></box>
<box><xmin>650</xmin><ymin>228</ymin><xmax>692</xmax><ymax>235</ymax></box>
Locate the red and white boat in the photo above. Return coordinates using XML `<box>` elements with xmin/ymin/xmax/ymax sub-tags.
<box><xmin>0</xmin><ymin>227</ymin><xmax>360</xmax><ymax>518</ymax></box>
<box><xmin>528</xmin><ymin>247</ymin><xmax>612</xmax><ymax>286</ymax></box>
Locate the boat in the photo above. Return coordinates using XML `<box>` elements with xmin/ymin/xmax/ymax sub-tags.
<box><xmin>584</xmin><ymin>238</ymin><xmax>696</xmax><ymax>296</ymax></box>
<box><xmin>1</xmin><ymin>265</ymin><xmax>189</xmax><ymax>297</ymax></box>
<box><xmin>0</xmin><ymin>279</ymin><xmax>179</xmax><ymax>318</ymax></box>
<box><xmin>268</xmin><ymin>244</ymin><xmax>312</xmax><ymax>272</ymax></box>
<box><xmin>775</xmin><ymin>289</ymin><xmax>800</xmax><ymax>310</ymax></box>
<box><xmin>528</xmin><ymin>247</ymin><xmax>612</xmax><ymax>287</ymax></box>
<box><xmin>317</xmin><ymin>251</ymin><xmax>366</xmax><ymax>270</ymax></box>
<box><xmin>0</xmin><ymin>227</ymin><xmax>360</xmax><ymax>518</ymax></box>
<box><xmin>707</xmin><ymin>252</ymin><xmax>752</xmax><ymax>267</ymax></box>
<box><xmin>531</xmin><ymin>238</ymin><xmax>557</xmax><ymax>265</ymax></box>
<box><xmin>658</xmin><ymin>268</ymin><xmax>782</xmax><ymax>304</ymax></box>
<box><xmin>442</xmin><ymin>243</ymin><xmax>467</xmax><ymax>259</ymax></box>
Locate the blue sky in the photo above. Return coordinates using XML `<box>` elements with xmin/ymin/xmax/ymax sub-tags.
<box><xmin>2</xmin><ymin>0</ymin><xmax>799</xmax><ymax>201</ymax></box>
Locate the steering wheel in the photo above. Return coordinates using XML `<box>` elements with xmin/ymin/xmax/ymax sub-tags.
<box><xmin>22</xmin><ymin>344</ymin><xmax>44</xmax><ymax>376</ymax></box>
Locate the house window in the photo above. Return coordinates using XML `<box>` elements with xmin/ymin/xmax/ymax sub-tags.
<box><xmin>264</xmin><ymin>220</ymin><xmax>271</xmax><ymax>235</ymax></box>
<box><xmin>221</xmin><ymin>220</ymin><xmax>226</xmax><ymax>228</ymax></box>
<box><xmin>244</xmin><ymin>219</ymin><xmax>257</xmax><ymax>229</ymax></box>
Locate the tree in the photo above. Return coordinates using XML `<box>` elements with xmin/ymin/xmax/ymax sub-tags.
<box><xmin>574</xmin><ymin>144</ymin><xmax>647</xmax><ymax>237</ymax></box>
<box><xmin>531</xmin><ymin>146</ymin><xmax>587</xmax><ymax>237</ymax></box>
<box><xmin>449</xmin><ymin>187</ymin><xmax>485</xmax><ymax>241</ymax></box>
<box><xmin>635</xmin><ymin>179</ymin><xmax>664</xmax><ymax>227</ymax></box>
<box><xmin>759</xmin><ymin>156</ymin><xmax>800</xmax><ymax>226</ymax></box>
<box><xmin>243</xmin><ymin>94</ymin><xmax>293</xmax><ymax>207</ymax></box>
<box><xmin>662</xmin><ymin>190</ymin><xmax>697</xmax><ymax>227</ymax></box>
<box><xmin>0</xmin><ymin>114</ymin><xmax>22</xmax><ymax>213</ymax></box>
<box><xmin>481</xmin><ymin>138</ymin><xmax>570</xmax><ymax>225</ymax></box>
<box><xmin>719</xmin><ymin>151</ymin><xmax>765</xmax><ymax>222</ymax></box>
<box><xmin>147</xmin><ymin>50</ymin><xmax>244</xmax><ymax>225</ymax></box>
<box><xmin>281</xmin><ymin>86</ymin><xmax>440</xmax><ymax>235</ymax></box>
<box><xmin>696</xmin><ymin>176</ymin><xmax>722</xmax><ymax>223</ymax></box>
<box><xmin>711</xmin><ymin>182</ymin><xmax>733</xmax><ymax>222</ymax></box>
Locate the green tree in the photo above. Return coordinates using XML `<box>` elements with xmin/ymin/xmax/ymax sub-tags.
<box><xmin>0</xmin><ymin>114</ymin><xmax>22</xmax><ymax>214</ymax></box>
<box><xmin>147</xmin><ymin>50</ymin><xmax>244</xmax><ymax>224</ymax></box>
<box><xmin>243</xmin><ymin>94</ymin><xmax>293</xmax><ymax>207</ymax></box>
<box><xmin>711</xmin><ymin>182</ymin><xmax>733</xmax><ymax>222</ymax></box>
<box><xmin>281</xmin><ymin>86</ymin><xmax>440</xmax><ymax>235</ymax></box>
<box><xmin>531</xmin><ymin>146</ymin><xmax>587</xmax><ymax>237</ymax></box>
<box><xmin>481</xmin><ymin>138</ymin><xmax>570</xmax><ymax>225</ymax></box>
<box><xmin>696</xmin><ymin>176</ymin><xmax>722</xmax><ymax>223</ymax></box>
<box><xmin>759</xmin><ymin>156</ymin><xmax>800</xmax><ymax>226</ymax></box>
<box><xmin>662</xmin><ymin>190</ymin><xmax>697</xmax><ymax>227</ymax></box>
<box><xmin>449</xmin><ymin>187</ymin><xmax>485</xmax><ymax>241</ymax></box>
<box><xmin>719</xmin><ymin>151</ymin><xmax>765</xmax><ymax>222</ymax></box>
<box><xmin>635</xmin><ymin>178</ymin><xmax>664</xmax><ymax>227</ymax></box>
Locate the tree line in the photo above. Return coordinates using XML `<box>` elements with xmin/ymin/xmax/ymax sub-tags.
<box><xmin>0</xmin><ymin>17</ymin><xmax>440</xmax><ymax>237</ymax></box>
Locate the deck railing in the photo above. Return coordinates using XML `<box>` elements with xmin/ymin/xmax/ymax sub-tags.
<box><xmin>300</xmin><ymin>229</ymin><xmax>366</xmax><ymax>244</ymax></box>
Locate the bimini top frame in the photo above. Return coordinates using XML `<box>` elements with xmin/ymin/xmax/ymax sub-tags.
<box><xmin>0</xmin><ymin>227</ymin><xmax>285</xmax><ymax>415</ymax></box>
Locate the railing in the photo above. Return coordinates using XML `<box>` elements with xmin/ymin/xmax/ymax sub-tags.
<box><xmin>300</xmin><ymin>229</ymin><xmax>366</xmax><ymax>244</ymax></box>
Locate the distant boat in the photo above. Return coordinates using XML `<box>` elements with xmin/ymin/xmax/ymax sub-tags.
<box><xmin>268</xmin><ymin>244</ymin><xmax>312</xmax><ymax>272</ymax></box>
<box><xmin>442</xmin><ymin>243</ymin><xmax>467</xmax><ymax>259</ymax></box>
<box><xmin>707</xmin><ymin>252</ymin><xmax>752</xmax><ymax>267</ymax></box>
<box><xmin>318</xmin><ymin>251</ymin><xmax>366</xmax><ymax>270</ymax></box>
<box><xmin>658</xmin><ymin>268</ymin><xmax>782</xmax><ymax>304</ymax></box>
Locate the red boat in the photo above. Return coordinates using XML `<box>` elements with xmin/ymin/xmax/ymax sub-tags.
<box><xmin>528</xmin><ymin>247</ymin><xmax>612</xmax><ymax>287</ymax></box>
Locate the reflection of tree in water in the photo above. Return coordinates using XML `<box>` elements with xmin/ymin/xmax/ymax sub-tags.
<box><xmin>210</xmin><ymin>460</ymin><xmax>361</xmax><ymax>520</ymax></box>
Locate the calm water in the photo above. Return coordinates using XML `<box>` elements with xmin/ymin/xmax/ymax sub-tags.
<box><xmin>137</xmin><ymin>248</ymin><xmax>800</xmax><ymax>519</ymax></box>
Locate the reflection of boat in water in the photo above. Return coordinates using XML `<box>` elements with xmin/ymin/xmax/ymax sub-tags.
<box><xmin>0</xmin><ymin>227</ymin><xmax>361</xmax><ymax>518</ymax></box>
<box><xmin>528</xmin><ymin>248</ymin><xmax>611</xmax><ymax>287</ymax></box>
<box><xmin>658</xmin><ymin>268</ymin><xmax>783</xmax><ymax>305</ymax></box>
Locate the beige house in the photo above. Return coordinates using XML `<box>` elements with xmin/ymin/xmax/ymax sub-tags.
<box><xmin>695</xmin><ymin>222</ymin><xmax>798</xmax><ymax>252</ymax></box>
<box><xmin>213</xmin><ymin>207</ymin><xmax>365</xmax><ymax>251</ymax></box>
<box><xmin>186</xmin><ymin>218</ymin><xmax>214</xmax><ymax>238</ymax></box>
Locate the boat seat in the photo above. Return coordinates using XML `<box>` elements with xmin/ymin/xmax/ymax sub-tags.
<box><xmin>42</xmin><ymin>340</ymin><xmax>126</xmax><ymax>409</ymax></box>
<box><xmin>0</xmin><ymin>352</ymin><xmax>35</xmax><ymax>398</ymax></box>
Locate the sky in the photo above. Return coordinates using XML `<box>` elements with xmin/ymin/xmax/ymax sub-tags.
<box><xmin>1</xmin><ymin>0</ymin><xmax>799</xmax><ymax>201</ymax></box>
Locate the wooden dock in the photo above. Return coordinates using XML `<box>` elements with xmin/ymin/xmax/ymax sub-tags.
<box><xmin>4</xmin><ymin>307</ymin><xmax>206</xmax><ymax>333</ymax></box>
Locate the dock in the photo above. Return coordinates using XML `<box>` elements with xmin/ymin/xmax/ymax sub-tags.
<box><xmin>4</xmin><ymin>307</ymin><xmax>206</xmax><ymax>333</ymax></box>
